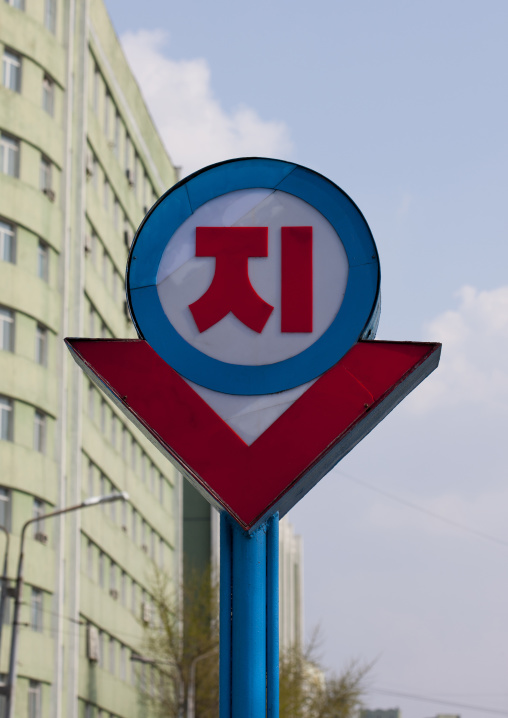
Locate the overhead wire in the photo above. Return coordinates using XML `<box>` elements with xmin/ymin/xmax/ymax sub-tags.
<box><xmin>338</xmin><ymin>470</ymin><xmax>508</xmax><ymax>549</ymax></box>
<box><xmin>370</xmin><ymin>686</ymin><xmax>508</xmax><ymax>715</ymax></box>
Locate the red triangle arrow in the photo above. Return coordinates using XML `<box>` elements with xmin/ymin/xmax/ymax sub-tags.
<box><xmin>66</xmin><ymin>339</ymin><xmax>440</xmax><ymax>531</ymax></box>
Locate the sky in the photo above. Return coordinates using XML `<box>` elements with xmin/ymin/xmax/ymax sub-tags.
<box><xmin>103</xmin><ymin>1</ymin><xmax>508</xmax><ymax>716</ymax></box>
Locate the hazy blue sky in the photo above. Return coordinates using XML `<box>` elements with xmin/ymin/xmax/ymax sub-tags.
<box><xmin>104</xmin><ymin>2</ymin><xmax>508</xmax><ymax>716</ymax></box>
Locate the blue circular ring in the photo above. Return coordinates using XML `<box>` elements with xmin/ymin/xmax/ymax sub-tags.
<box><xmin>127</xmin><ymin>158</ymin><xmax>380</xmax><ymax>395</ymax></box>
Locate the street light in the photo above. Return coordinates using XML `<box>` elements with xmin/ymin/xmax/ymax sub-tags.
<box><xmin>5</xmin><ymin>491</ymin><xmax>128</xmax><ymax>718</ymax></box>
<box><xmin>187</xmin><ymin>647</ymin><xmax>218</xmax><ymax>718</ymax></box>
<box><xmin>130</xmin><ymin>647</ymin><xmax>219</xmax><ymax>718</ymax></box>
<box><xmin>0</xmin><ymin>524</ymin><xmax>9</xmax><ymax>657</ymax></box>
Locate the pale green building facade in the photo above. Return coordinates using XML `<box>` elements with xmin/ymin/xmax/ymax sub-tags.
<box><xmin>0</xmin><ymin>1</ymin><xmax>181</xmax><ymax>717</ymax></box>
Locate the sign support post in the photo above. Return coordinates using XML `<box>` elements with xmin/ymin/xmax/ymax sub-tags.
<box><xmin>219</xmin><ymin>513</ymin><xmax>279</xmax><ymax>718</ymax></box>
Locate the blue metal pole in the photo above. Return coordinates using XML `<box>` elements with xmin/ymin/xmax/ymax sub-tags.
<box><xmin>219</xmin><ymin>514</ymin><xmax>233</xmax><ymax>718</ymax></box>
<box><xmin>266</xmin><ymin>513</ymin><xmax>279</xmax><ymax>718</ymax></box>
<box><xmin>231</xmin><ymin>521</ymin><xmax>267</xmax><ymax>718</ymax></box>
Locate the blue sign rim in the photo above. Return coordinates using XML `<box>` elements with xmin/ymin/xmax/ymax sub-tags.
<box><xmin>126</xmin><ymin>157</ymin><xmax>380</xmax><ymax>395</ymax></box>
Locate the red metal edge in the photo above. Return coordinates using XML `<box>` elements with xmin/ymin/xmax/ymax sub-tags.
<box><xmin>65</xmin><ymin>338</ymin><xmax>441</xmax><ymax>532</ymax></box>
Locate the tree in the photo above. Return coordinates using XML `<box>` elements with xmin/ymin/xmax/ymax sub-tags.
<box><xmin>140</xmin><ymin>569</ymin><xmax>369</xmax><ymax>718</ymax></box>
<box><xmin>279</xmin><ymin>632</ymin><xmax>371</xmax><ymax>718</ymax></box>
<box><xmin>139</xmin><ymin>567</ymin><xmax>219</xmax><ymax>718</ymax></box>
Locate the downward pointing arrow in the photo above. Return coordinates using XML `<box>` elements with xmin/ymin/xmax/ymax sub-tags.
<box><xmin>66</xmin><ymin>338</ymin><xmax>440</xmax><ymax>532</ymax></box>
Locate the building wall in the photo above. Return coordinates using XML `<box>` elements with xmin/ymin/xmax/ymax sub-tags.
<box><xmin>0</xmin><ymin>1</ymin><xmax>180</xmax><ymax>717</ymax></box>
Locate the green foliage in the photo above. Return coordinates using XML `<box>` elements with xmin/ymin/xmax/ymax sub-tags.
<box><xmin>279</xmin><ymin>633</ymin><xmax>371</xmax><ymax>718</ymax></box>
<box><xmin>140</xmin><ymin>566</ymin><xmax>219</xmax><ymax>718</ymax></box>
<box><xmin>140</xmin><ymin>569</ymin><xmax>369</xmax><ymax>718</ymax></box>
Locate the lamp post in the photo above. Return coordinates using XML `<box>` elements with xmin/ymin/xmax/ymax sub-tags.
<box><xmin>0</xmin><ymin>525</ymin><xmax>9</xmax><ymax>657</ymax></box>
<box><xmin>5</xmin><ymin>491</ymin><xmax>128</xmax><ymax>718</ymax></box>
<box><xmin>187</xmin><ymin>647</ymin><xmax>218</xmax><ymax>718</ymax></box>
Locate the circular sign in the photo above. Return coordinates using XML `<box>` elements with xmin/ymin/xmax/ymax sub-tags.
<box><xmin>127</xmin><ymin>158</ymin><xmax>380</xmax><ymax>395</ymax></box>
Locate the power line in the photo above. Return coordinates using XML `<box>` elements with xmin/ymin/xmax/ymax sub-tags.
<box><xmin>339</xmin><ymin>471</ymin><xmax>508</xmax><ymax>549</ymax></box>
<box><xmin>371</xmin><ymin>686</ymin><xmax>508</xmax><ymax>715</ymax></box>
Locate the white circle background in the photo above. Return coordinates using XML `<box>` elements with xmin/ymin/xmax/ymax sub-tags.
<box><xmin>156</xmin><ymin>189</ymin><xmax>349</xmax><ymax>366</ymax></box>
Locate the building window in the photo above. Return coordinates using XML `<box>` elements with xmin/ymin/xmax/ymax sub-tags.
<box><xmin>30</xmin><ymin>588</ymin><xmax>43</xmax><ymax>632</ymax></box>
<box><xmin>42</xmin><ymin>74</ymin><xmax>54</xmax><ymax>116</ymax></box>
<box><xmin>159</xmin><ymin>475</ymin><xmax>164</xmax><ymax>505</ymax></box>
<box><xmin>2</xmin><ymin>49</ymin><xmax>21</xmax><ymax>92</ymax></box>
<box><xmin>0</xmin><ymin>307</ymin><xmax>14</xmax><ymax>352</ymax></box>
<box><xmin>0</xmin><ymin>220</ymin><xmax>16</xmax><ymax>263</ymax></box>
<box><xmin>124</xmin><ymin>134</ymin><xmax>131</xmax><ymax>174</ymax></box>
<box><xmin>0</xmin><ymin>133</ymin><xmax>20</xmax><ymax>178</ymax></box>
<box><xmin>40</xmin><ymin>155</ymin><xmax>53</xmax><ymax>193</ymax></box>
<box><xmin>102</xmin><ymin>249</ymin><xmax>108</xmax><ymax>285</ymax></box>
<box><xmin>0</xmin><ymin>488</ymin><xmax>12</xmax><ymax>530</ymax></box>
<box><xmin>121</xmin><ymin>500</ymin><xmax>127</xmax><ymax>532</ymax></box>
<box><xmin>33</xmin><ymin>497</ymin><xmax>45</xmax><ymax>537</ymax></box>
<box><xmin>120</xmin><ymin>644</ymin><xmax>126</xmax><ymax>681</ymax></box>
<box><xmin>33</xmin><ymin>410</ymin><xmax>46</xmax><ymax>453</ymax></box>
<box><xmin>103</xmin><ymin>178</ymin><xmax>110</xmax><ymax>211</ymax></box>
<box><xmin>87</xmin><ymin>539</ymin><xmax>93</xmax><ymax>578</ymax></box>
<box><xmin>111</xmin><ymin>414</ymin><xmax>117</xmax><ymax>448</ymax></box>
<box><xmin>109</xmin><ymin>561</ymin><xmax>116</xmax><ymax>592</ymax></box>
<box><xmin>91</xmin><ymin>154</ymin><xmax>98</xmax><ymax>191</ymax></box>
<box><xmin>131</xmin><ymin>508</ymin><xmax>137</xmax><ymax>543</ymax></box>
<box><xmin>4</xmin><ymin>0</ymin><xmax>25</xmax><ymax>9</ymax></box>
<box><xmin>120</xmin><ymin>571</ymin><xmax>126</xmax><ymax>605</ymax></box>
<box><xmin>44</xmin><ymin>0</ymin><xmax>57</xmax><ymax>34</ymax></box>
<box><xmin>0</xmin><ymin>397</ymin><xmax>13</xmax><ymax>441</ymax></box>
<box><xmin>37</xmin><ymin>240</ymin><xmax>49</xmax><ymax>281</ymax></box>
<box><xmin>100</xmin><ymin>399</ymin><xmax>106</xmax><ymax>433</ymax></box>
<box><xmin>93</xmin><ymin>63</ymin><xmax>99</xmax><ymax>114</ymax></box>
<box><xmin>109</xmin><ymin>636</ymin><xmax>115</xmax><ymax>674</ymax></box>
<box><xmin>98</xmin><ymin>630</ymin><xmax>104</xmax><ymax>667</ymax></box>
<box><xmin>98</xmin><ymin>551</ymin><xmax>104</xmax><ymax>587</ymax></box>
<box><xmin>88</xmin><ymin>383</ymin><xmax>94</xmax><ymax>418</ymax></box>
<box><xmin>28</xmin><ymin>680</ymin><xmax>41</xmax><ymax>718</ymax></box>
<box><xmin>159</xmin><ymin>538</ymin><xmax>164</xmax><ymax>569</ymax></box>
<box><xmin>104</xmin><ymin>91</ymin><xmax>110</xmax><ymax>138</ymax></box>
<box><xmin>35</xmin><ymin>324</ymin><xmax>48</xmax><ymax>366</ymax></box>
<box><xmin>131</xmin><ymin>439</ymin><xmax>136</xmax><ymax>471</ymax></box>
<box><xmin>114</xmin><ymin>112</ymin><xmax>120</xmax><ymax>157</ymax></box>
<box><xmin>109</xmin><ymin>492</ymin><xmax>116</xmax><ymax>522</ymax></box>
<box><xmin>100</xmin><ymin>475</ymin><xmax>106</xmax><ymax>508</ymax></box>
<box><xmin>131</xmin><ymin>580</ymin><xmax>136</xmax><ymax>613</ymax></box>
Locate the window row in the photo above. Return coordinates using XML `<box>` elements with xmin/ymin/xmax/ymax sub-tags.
<box><xmin>86</xmin><ymin>146</ymin><xmax>137</xmax><ymax>246</ymax></box>
<box><xmin>0</xmin><ymin>220</ymin><xmax>51</xmax><ymax>280</ymax></box>
<box><xmin>86</xmin><ymin>463</ymin><xmax>169</xmax><ymax>561</ymax></box>
<box><xmin>86</xmin><ymin>388</ymin><xmax>170</xmax><ymax>504</ymax></box>
<box><xmin>0</xmin><ymin>306</ymin><xmax>50</xmax><ymax>364</ymax></box>
<box><xmin>87</xmin><ymin>623</ymin><xmax>149</xmax><ymax>686</ymax></box>
<box><xmin>0</xmin><ymin>131</ymin><xmax>57</xmax><ymax>200</ymax></box>
<box><xmin>0</xmin><ymin>668</ymin><xmax>44</xmax><ymax>716</ymax></box>
<box><xmin>90</xmin><ymin>57</ymin><xmax>158</xmax><ymax>211</ymax></box>
<box><xmin>87</xmin><ymin>302</ymin><xmax>112</xmax><ymax>340</ymax></box>
<box><xmin>2</xmin><ymin>48</ymin><xmax>56</xmax><ymax>115</ymax></box>
<box><xmin>0</xmin><ymin>486</ymin><xmax>48</xmax><ymax>537</ymax></box>
<box><xmin>82</xmin><ymin>699</ymin><xmax>123</xmax><ymax>718</ymax></box>
<box><xmin>84</xmin><ymin>545</ymin><xmax>157</xmax><ymax>629</ymax></box>
<box><xmin>85</xmin><ymin>230</ymin><xmax>124</xmax><ymax>304</ymax></box>
<box><xmin>3</xmin><ymin>0</ymin><xmax>58</xmax><ymax>35</ymax></box>
<box><xmin>0</xmin><ymin>396</ymin><xmax>49</xmax><ymax>453</ymax></box>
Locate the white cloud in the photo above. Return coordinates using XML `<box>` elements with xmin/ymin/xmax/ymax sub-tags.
<box><xmin>407</xmin><ymin>284</ymin><xmax>508</xmax><ymax>414</ymax></box>
<box><xmin>121</xmin><ymin>30</ymin><xmax>293</xmax><ymax>177</ymax></box>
